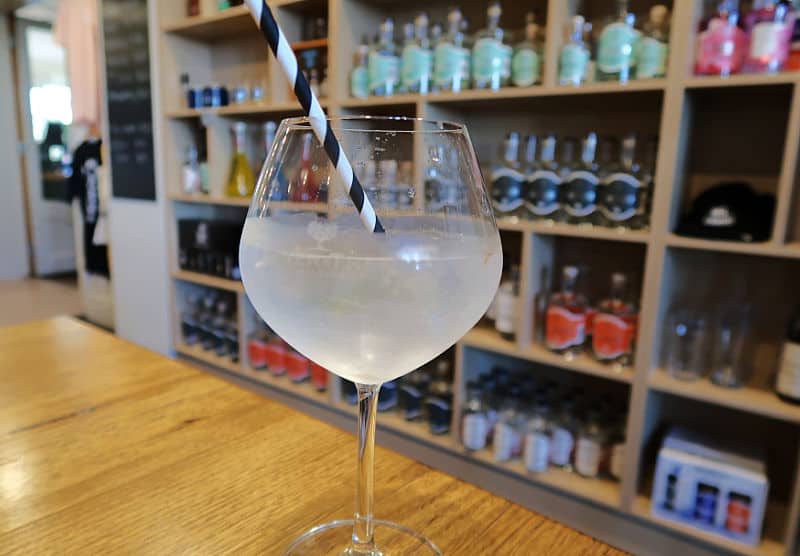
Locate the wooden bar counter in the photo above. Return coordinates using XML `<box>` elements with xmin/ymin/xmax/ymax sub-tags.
<box><xmin>0</xmin><ymin>318</ymin><xmax>624</xmax><ymax>554</ymax></box>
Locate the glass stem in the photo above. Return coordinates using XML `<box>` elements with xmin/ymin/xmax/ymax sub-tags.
<box><xmin>350</xmin><ymin>383</ymin><xmax>380</xmax><ymax>554</ymax></box>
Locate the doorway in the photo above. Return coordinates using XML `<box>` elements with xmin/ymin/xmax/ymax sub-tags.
<box><xmin>14</xmin><ymin>12</ymin><xmax>76</xmax><ymax>276</ymax></box>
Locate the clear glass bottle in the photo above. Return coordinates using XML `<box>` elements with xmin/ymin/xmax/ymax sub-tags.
<box><xmin>368</xmin><ymin>18</ymin><xmax>401</xmax><ymax>96</ymax></box>
<box><xmin>472</xmin><ymin>1</ymin><xmax>512</xmax><ymax>90</ymax></box>
<box><xmin>401</xmin><ymin>12</ymin><xmax>433</xmax><ymax>94</ymax></box>
<box><xmin>521</xmin><ymin>134</ymin><xmax>538</xmax><ymax>174</ymax></box>
<box><xmin>399</xmin><ymin>367</ymin><xmax>431</xmax><ymax>421</ymax></box>
<box><xmin>199</xmin><ymin>292</ymin><xmax>218</xmax><ymax>351</ymax></box>
<box><xmin>545</xmin><ymin>265</ymin><xmax>587</xmax><ymax>358</ymax></box>
<box><xmin>560</xmin><ymin>15</ymin><xmax>591</xmax><ymax>86</ymax></box>
<box><xmin>607</xmin><ymin>412</ymin><xmax>627</xmax><ymax>480</ymax></box>
<box><xmin>490</xmin><ymin>132</ymin><xmax>524</xmax><ymax>219</ymax></box>
<box><xmin>213</xmin><ymin>297</ymin><xmax>232</xmax><ymax>357</ymax></box>
<box><xmin>511</xmin><ymin>12</ymin><xmax>543</xmax><ymax>87</ymax></box>
<box><xmin>225</xmin><ymin>122</ymin><xmax>255</xmax><ymax>197</ymax></box>
<box><xmin>182</xmin><ymin>145</ymin><xmax>202</xmax><ymax>194</ymax></box>
<box><xmin>434</xmin><ymin>7</ymin><xmax>471</xmax><ymax>93</ymax></box>
<box><xmin>493</xmin><ymin>385</ymin><xmax>524</xmax><ymax>462</ymax></box>
<box><xmin>494</xmin><ymin>264</ymin><xmax>520</xmax><ymax>341</ymax></box>
<box><xmin>636</xmin><ymin>5</ymin><xmax>670</xmax><ymax>79</ymax></box>
<box><xmin>599</xmin><ymin>132</ymin><xmax>644</xmax><ymax>228</ymax></box>
<box><xmin>181</xmin><ymin>292</ymin><xmax>200</xmax><ymax>346</ymax></box>
<box><xmin>524</xmin><ymin>133</ymin><xmax>562</xmax><ymax>222</ymax></box>
<box><xmin>377</xmin><ymin>159</ymin><xmax>399</xmax><ymax>210</ymax></box>
<box><xmin>533</xmin><ymin>265</ymin><xmax>550</xmax><ymax>344</ymax></box>
<box><xmin>523</xmin><ymin>397</ymin><xmax>551</xmax><ymax>472</ymax></box>
<box><xmin>462</xmin><ymin>380</ymin><xmax>489</xmax><ymax>451</ymax></box>
<box><xmin>596</xmin><ymin>0</ymin><xmax>640</xmax><ymax>82</ymax></box>
<box><xmin>575</xmin><ymin>406</ymin><xmax>606</xmax><ymax>478</ymax></box>
<box><xmin>695</xmin><ymin>0</ymin><xmax>747</xmax><ymax>76</ymax></box>
<box><xmin>562</xmin><ymin>132</ymin><xmax>600</xmax><ymax>226</ymax></box>
<box><xmin>425</xmin><ymin>359</ymin><xmax>453</xmax><ymax>435</ymax></box>
<box><xmin>350</xmin><ymin>36</ymin><xmax>370</xmax><ymax>98</ymax></box>
<box><xmin>397</xmin><ymin>160</ymin><xmax>415</xmax><ymax>208</ymax></box>
<box><xmin>549</xmin><ymin>396</ymin><xmax>578</xmax><ymax>470</ymax></box>
<box><xmin>639</xmin><ymin>136</ymin><xmax>658</xmax><ymax>230</ymax></box>
<box><xmin>593</xmin><ymin>273</ymin><xmax>638</xmax><ymax>367</ymax></box>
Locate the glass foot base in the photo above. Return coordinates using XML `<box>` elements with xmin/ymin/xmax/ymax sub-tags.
<box><xmin>284</xmin><ymin>519</ymin><xmax>442</xmax><ymax>556</ymax></box>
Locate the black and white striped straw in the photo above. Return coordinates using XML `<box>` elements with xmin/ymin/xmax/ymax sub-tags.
<box><xmin>244</xmin><ymin>0</ymin><xmax>385</xmax><ymax>234</ymax></box>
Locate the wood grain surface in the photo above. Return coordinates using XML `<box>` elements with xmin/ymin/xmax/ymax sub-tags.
<box><xmin>0</xmin><ymin>318</ymin><xmax>626</xmax><ymax>555</ymax></box>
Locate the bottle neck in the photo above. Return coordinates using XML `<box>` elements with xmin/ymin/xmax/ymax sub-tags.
<box><xmin>581</xmin><ymin>138</ymin><xmax>596</xmax><ymax>166</ymax></box>
<box><xmin>234</xmin><ymin>129</ymin><xmax>247</xmax><ymax>154</ymax></box>
<box><xmin>541</xmin><ymin>139</ymin><xmax>556</xmax><ymax>163</ymax></box>
<box><xmin>503</xmin><ymin>139</ymin><xmax>519</xmax><ymax>165</ymax></box>
<box><xmin>617</xmin><ymin>0</ymin><xmax>630</xmax><ymax>21</ymax></box>
<box><xmin>621</xmin><ymin>137</ymin><xmax>636</xmax><ymax>171</ymax></box>
<box><xmin>562</xmin><ymin>274</ymin><xmax>577</xmax><ymax>296</ymax></box>
<box><xmin>610</xmin><ymin>278</ymin><xmax>627</xmax><ymax>302</ymax></box>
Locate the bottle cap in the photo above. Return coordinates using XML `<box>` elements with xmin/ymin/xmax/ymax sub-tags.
<box><xmin>448</xmin><ymin>7</ymin><xmax>463</xmax><ymax>25</ymax></box>
<box><xmin>651</xmin><ymin>4</ymin><xmax>669</xmax><ymax>23</ymax></box>
<box><xmin>487</xmin><ymin>1</ymin><xmax>501</xmax><ymax>19</ymax></box>
<box><xmin>563</xmin><ymin>265</ymin><xmax>579</xmax><ymax>279</ymax></box>
<box><xmin>415</xmin><ymin>12</ymin><xmax>429</xmax><ymax>28</ymax></box>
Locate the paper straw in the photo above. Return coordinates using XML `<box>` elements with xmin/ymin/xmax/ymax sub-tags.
<box><xmin>244</xmin><ymin>0</ymin><xmax>385</xmax><ymax>234</ymax></box>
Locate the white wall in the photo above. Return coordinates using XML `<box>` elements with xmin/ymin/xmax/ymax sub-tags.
<box><xmin>101</xmin><ymin>1</ymin><xmax>171</xmax><ymax>354</ymax></box>
<box><xmin>0</xmin><ymin>16</ymin><xmax>31</xmax><ymax>280</ymax></box>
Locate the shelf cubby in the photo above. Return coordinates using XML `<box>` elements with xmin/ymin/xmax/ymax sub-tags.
<box><xmin>634</xmin><ymin>390</ymin><xmax>799</xmax><ymax>556</ymax></box>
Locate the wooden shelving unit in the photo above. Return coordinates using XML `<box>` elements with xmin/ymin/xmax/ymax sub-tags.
<box><xmin>172</xmin><ymin>270</ymin><xmax>244</xmax><ymax>292</ymax></box>
<box><xmin>152</xmin><ymin>1</ymin><xmax>800</xmax><ymax>555</ymax></box>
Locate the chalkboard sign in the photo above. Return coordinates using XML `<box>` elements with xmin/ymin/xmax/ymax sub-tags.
<box><xmin>102</xmin><ymin>0</ymin><xmax>156</xmax><ymax>201</ymax></box>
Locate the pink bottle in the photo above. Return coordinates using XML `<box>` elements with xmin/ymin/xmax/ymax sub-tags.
<box><xmin>743</xmin><ymin>0</ymin><xmax>795</xmax><ymax>73</ymax></box>
<box><xmin>695</xmin><ymin>0</ymin><xmax>747</xmax><ymax>76</ymax></box>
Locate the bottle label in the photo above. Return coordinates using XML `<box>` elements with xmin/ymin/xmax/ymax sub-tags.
<box><xmin>550</xmin><ymin>427</ymin><xmax>574</xmax><ymax>466</ymax></box>
<box><xmin>463</xmin><ymin>413</ymin><xmax>489</xmax><ymax>451</ymax></box>
<box><xmin>695</xmin><ymin>20</ymin><xmax>746</xmax><ymax>75</ymax></box>
<box><xmin>546</xmin><ymin>306</ymin><xmax>586</xmax><ymax>350</ymax></box>
<box><xmin>350</xmin><ymin>66</ymin><xmax>369</xmax><ymax>98</ymax></box>
<box><xmin>287</xmin><ymin>352</ymin><xmax>310</xmax><ymax>381</ymax></box>
<box><xmin>563</xmin><ymin>170</ymin><xmax>599</xmax><ymax>217</ymax></box>
<box><xmin>491</xmin><ymin>168</ymin><xmax>525</xmax><ymax>214</ymax></box>
<box><xmin>593</xmin><ymin>313</ymin><xmax>637</xmax><ymax>360</ymax></box>
<box><xmin>248</xmin><ymin>338</ymin><xmax>269</xmax><ymax>369</ymax></box>
<box><xmin>524</xmin><ymin>170</ymin><xmax>561</xmax><ymax>216</ymax></box>
<box><xmin>610</xmin><ymin>442</ymin><xmax>625</xmax><ymax>479</ymax></box>
<box><xmin>401</xmin><ymin>45</ymin><xmax>433</xmax><ymax>90</ymax></box>
<box><xmin>559</xmin><ymin>44</ymin><xmax>589</xmax><ymax>85</ymax></box>
<box><xmin>777</xmin><ymin>342</ymin><xmax>800</xmax><ymax>398</ymax></box>
<box><xmin>636</xmin><ymin>37</ymin><xmax>668</xmax><ymax>78</ymax></box>
<box><xmin>750</xmin><ymin>21</ymin><xmax>789</xmax><ymax>62</ymax></box>
<box><xmin>494</xmin><ymin>289</ymin><xmax>518</xmax><ymax>335</ymax></box>
<box><xmin>434</xmin><ymin>43</ymin><xmax>471</xmax><ymax>89</ymax></box>
<box><xmin>511</xmin><ymin>48</ymin><xmax>540</xmax><ymax>87</ymax></box>
<box><xmin>597</xmin><ymin>23</ymin><xmax>639</xmax><ymax>73</ymax></box>
<box><xmin>368</xmin><ymin>52</ymin><xmax>400</xmax><ymax>93</ymax></box>
<box><xmin>472</xmin><ymin>38</ymin><xmax>512</xmax><ymax>83</ymax></box>
<box><xmin>575</xmin><ymin>437</ymin><xmax>601</xmax><ymax>477</ymax></box>
<box><xmin>524</xmin><ymin>431</ymin><xmax>550</xmax><ymax>472</ymax></box>
<box><xmin>600</xmin><ymin>172</ymin><xmax>643</xmax><ymax>222</ymax></box>
<box><xmin>265</xmin><ymin>343</ymin><xmax>287</xmax><ymax>375</ymax></box>
<box><xmin>493</xmin><ymin>422</ymin><xmax>520</xmax><ymax>461</ymax></box>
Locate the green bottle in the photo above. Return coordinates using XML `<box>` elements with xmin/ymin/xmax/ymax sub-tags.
<box><xmin>635</xmin><ymin>5</ymin><xmax>670</xmax><ymax>79</ymax></box>
<box><xmin>350</xmin><ymin>36</ymin><xmax>369</xmax><ymax>99</ymax></box>
<box><xmin>472</xmin><ymin>1</ymin><xmax>512</xmax><ymax>90</ymax></box>
<box><xmin>596</xmin><ymin>0</ymin><xmax>640</xmax><ymax>83</ymax></box>
<box><xmin>511</xmin><ymin>12</ymin><xmax>543</xmax><ymax>87</ymax></box>
<box><xmin>434</xmin><ymin>8</ymin><xmax>471</xmax><ymax>93</ymax></box>
<box><xmin>559</xmin><ymin>15</ymin><xmax>591</xmax><ymax>86</ymax></box>
<box><xmin>369</xmin><ymin>18</ymin><xmax>401</xmax><ymax>96</ymax></box>
<box><xmin>401</xmin><ymin>12</ymin><xmax>433</xmax><ymax>94</ymax></box>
